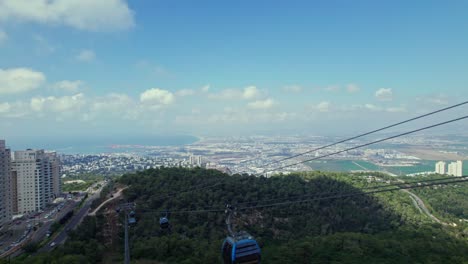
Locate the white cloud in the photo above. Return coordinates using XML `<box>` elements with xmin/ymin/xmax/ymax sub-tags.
<box><xmin>0</xmin><ymin>102</ymin><xmax>10</xmax><ymax>113</ymax></box>
<box><xmin>201</xmin><ymin>84</ymin><xmax>210</xmax><ymax>93</ymax></box>
<box><xmin>386</xmin><ymin>106</ymin><xmax>406</xmax><ymax>113</ymax></box>
<box><xmin>175</xmin><ymin>89</ymin><xmax>195</xmax><ymax>97</ymax></box>
<box><xmin>283</xmin><ymin>85</ymin><xmax>303</xmax><ymax>93</ymax></box>
<box><xmin>208</xmin><ymin>86</ymin><xmax>263</xmax><ymax>100</ymax></box>
<box><xmin>375</xmin><ymin>88</ymin><xmax>393</xmax><ymax>101</ymax></box>
<box><xmin>53</xmin><ymin>80</ymin><xmax>84</xmax><ymax>93</ymax></box>
<box><xmin>416</xmin><ymin>94</ymin><xmax>449</xmax><ymax>106</ymax></box>
<box><xmin>242</xmin><ymin>86</ymin><xmax>260</xmax><ymax>99</ymax></box>
<box><xmin>364</xmin><ymin>104</ymin><xmax>381</xmax><ymax>111</ymax></box>
<box><xmin>0</xmin><ymin>68</ymin><xmax>46</xmax><ymax>94</ymax></box>
<box><xmin>140</xmin><ymin>88</ymin><xmax>175</xmax><ymax>106</ymax></box>
<box><xmin>30</xmin><ymin>97</ymin><xmax>45</xmax><ymax>112</ymax></box>
<box><xmin>174</xmin><ymin>109</ymin><xmax>297</xmax><ymax>127</ymax></box>
<box><xmin>0</xmin><ymin>29</ymin><xmax>7</xmax><ymax>43</ymax></box>
<box><xmin>350</xmin><ymin>103</ymin><xmax>405</xmax><ymax>113</ymax></box>
<box><xmin>88</xmin><ymin>93</ymin><xmax>138</xmax><ymax>120</ymax></box>
<box><xmin>427</xmin><ymin>98</ymin><xmax>448</xmax><ymax>105</ymax></box>
<box><xmin>30</xmin><ymin>93</ymin><xmax>85</xmax><ymax>112</ymax></box>
<box><xmin>346</xmin><ymin>84</ymin><xmax>360</xmax><ymax>93</ymax></box>
<box><xmin>75</xmin><ymin>49</ymin><xmax>95</xmax><ymax>62</ymax></box>
<box><xmin>207</xmin><ymin>89</ymin><xmax>242</xmax><ymax>100</ymax></box>
<box><xmin>325</xmin><ymin>85</ymin><xmax>340</xmax><ymax>92</ymax></box>
<box><xmin>316</xmin><ymin>101</ymin><xmax>331</xmax><ymax>112</ymax></box>
<box><xmin>0</xmin><ymin>101</ymin><xmax>30</xmax><ymax>118</ymax></box>
<box><xmin>91</xmin><ymin>93</ymin><xmax>132</xmax><ymax>111</ymax></box>
<box><xmin>0</xmin><ymin>0</ymin><xmax>135</xmax><ymax>32</ymax></box>
<box><xmin>247</xmin><ymin>98</ymin><xmax>275</xmax><ymax>109</ymax></box>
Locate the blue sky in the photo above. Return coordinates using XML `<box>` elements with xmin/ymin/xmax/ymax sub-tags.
<box><xmin>0</xmin><ymin>0</ymin><xmax>467</xmax><ymax>144</ymax></box>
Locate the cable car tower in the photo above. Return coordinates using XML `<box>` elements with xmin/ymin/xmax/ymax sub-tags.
<box><xmin>116</xmin><ymin>202</ymin><xmax>136</xmax><ymax>264</ymax></box>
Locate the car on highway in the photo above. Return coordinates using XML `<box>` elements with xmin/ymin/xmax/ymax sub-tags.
<box><xmin>50</xmin><ymin>242</ymin><xmax>56</xmax><ymax>247</ymax></box>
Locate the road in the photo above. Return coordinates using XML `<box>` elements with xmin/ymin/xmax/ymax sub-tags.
<box><xmin>401</xmin><ymin>189</ymin><xmax>446</xmax><ymax>225</ymax></box>
<box><xmin>0</xmin><ymin>199</ymin><xmax>78</xmax><ymax>258</ymax></box>
<box><xmin>30</xmin><ymin>200</ymin><xmax>77</xmax><ymax>243</ymax></box>
<box><xmin>89</xmin><ymin>187</ymin><xmax>126</xmax><ymax>216</ymax></box>
<box><xmin>352</xmin><ymin>161</ymin><xmax>370</xmax><ymax>171</ymax></box>
<box><xmin>36</xmin><ymin>181</ymin><xmax>107</xmax><ymax>253</ymax></box>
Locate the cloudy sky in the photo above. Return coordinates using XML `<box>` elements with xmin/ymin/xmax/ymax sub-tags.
<box><xmin>0</xmin><ymin>0</ymin><xmax>467</xmax><ymax>144</ymax></box>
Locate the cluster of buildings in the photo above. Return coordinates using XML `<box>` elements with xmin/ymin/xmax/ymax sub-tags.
<box><xmin>0</xmin><ymin>140</ymin><xmax>61</xmax><ymax>227</ymax></box>
<box><xmin>435</xmin><ymin>160</ymin><xmax>463</xmax><ymax>176</ymax></box>
<box><xmin>61</xmin><ymin>154</ymin><xmax>165</xmax><ymax>175</ymax></box>
<box><xmin>60</xmin><ymin>152</ymin><xmax>232</xmax><ymax>176</ymax></box>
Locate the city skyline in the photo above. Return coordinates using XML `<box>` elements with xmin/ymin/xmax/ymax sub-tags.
<box><xmin>0</xmin><ymin>2</ymin><xmax>467</xmax><ymax>262</ymax></box>
<box><xmin>1</xmin><ymin>1</ymin><xmax>468</xmax><ymax>140</ymax></box>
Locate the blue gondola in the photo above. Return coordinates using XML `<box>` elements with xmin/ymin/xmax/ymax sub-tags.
<box><xmin>159</xmin><ymin>214</ymin><xmax>170</xmax><ymax>229</ymax></box>
<box><xmin>128</xmin><ymin>211</ymin><xmax>136</xmax><ymax>225</ymax></box>
<box><xmin>222</xmin><ymin>231</ymin><xmax>261</xmax><ymax>264</ymax></box>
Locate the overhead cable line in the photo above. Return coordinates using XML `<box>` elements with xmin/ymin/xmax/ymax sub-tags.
<box><xmin>138</xmin><ymin>176</ymin><xmax>468</xmax><ymax>214</ymax></box>
<box><xmin>262</xmin><ymin>101</ymin><xmax>468</xmax><ymax>168</ymax></box>
<box><xmin>187</xmin><ymin>175</ymin><xmax>468</xmax><ymax>210</ymax></box>
<box><xmin>266</xmin><ymin>115</ymin><xmax>468</xmax><ymax>173</ymax></box>
<box><xmin>228</xmin><ymin>175</ymin><xmax>468</xmax><ymax>207</ymax></box>
<box><xmin>235</xmin><ymin>177</ymin><xmax>468</xmax><ymax>211</ymax></box>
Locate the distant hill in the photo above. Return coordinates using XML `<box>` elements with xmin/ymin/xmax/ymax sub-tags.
<box><xmin>9</xmin><ymin>168</ymin><xmax>468</xmax><ymax>264</ymax></box>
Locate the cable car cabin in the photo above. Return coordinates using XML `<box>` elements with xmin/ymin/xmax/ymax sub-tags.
<box><xmin>128</xmin><ymin>211</ymin><xmax>136</xmax><ymax>225</ymax></box>
<box><xmin>159</xmin><ymin>217</ymin><xmax>170</xmax><ymax>229</ymax></box>
<box><xmin>222</xmin><ymin>233</ymin><xmax>261</xmax><ymax>264</ymax></box>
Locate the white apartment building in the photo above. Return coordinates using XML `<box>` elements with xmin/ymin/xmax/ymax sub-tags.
<box><xmin>189</xmin><ymin>155</ymin><xmax>203</xmax><ymax>166</ymax></box>
<box><xmin>456</xmin><ymin>160</ymin><xmax>463</xmax><ymax>176</ymax></box>
<box><xmin>0</xmin><ymin>140</ymin><xmax>12</xmax><ymax>227</ymax></box>
<box><xmin>435</xmin><ymin>161</ymin><xmax>446</xmax><ymax>174</ymax></box>
<box><xmin>447</xmin><ymin>160</ymin><xmax>463</xmax><ymax>177</ymax></box>
<box><xmin>12</xmin><ymin>149</ymin><xmax>61</xmax><ymax>214</ymax></box>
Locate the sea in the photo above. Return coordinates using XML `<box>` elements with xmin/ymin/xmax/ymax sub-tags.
<box><xmin>7</xmin><ymin>135</ymin><xmax>199</xmax><ymax>155</ymax></box>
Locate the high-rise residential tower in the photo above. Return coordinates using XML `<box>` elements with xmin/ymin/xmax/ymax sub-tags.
<box><xmin>189</xmin><ymin>154</ymin><xmax>203</xmax><ymax>166</ymax></box>
<box><xmin>46</xmin><ymin>152</ymin><xmax>61</xmax><ymax>197</ymax></box>
<box><xmin>455</xmin><ymin>160</ymin><xmax>463</xmax><ymax>177</ymax></box>
<box><xmin>0</xmin><ymin>140</ymin><xmax>12</xmax><ymax>227</ymax></box>
<box><xmin>435</xmin><ymin>161</ymin><xmax>446</xmax><ymax>174</ymax></box>
<box><xmin>12</xmin><ymin>149</ymin><xmax>61</xmax><ymax>214</ymax></box>
<box><xmin>447</xmin><ymin>160</ymin><xmax>463</xmax><ymax>177</ymax></box>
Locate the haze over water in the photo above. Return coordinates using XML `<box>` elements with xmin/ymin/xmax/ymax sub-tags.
<box><xmin>6</xmin><ymin>135</ymin><xmax>199</xmax><ymax>154</ymax></box>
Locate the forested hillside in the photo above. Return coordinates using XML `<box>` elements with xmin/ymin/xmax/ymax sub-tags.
<box><xmin>9</xmin><ymin>167</ymin><xmax>468</xmax><ymax>263</ymax></box>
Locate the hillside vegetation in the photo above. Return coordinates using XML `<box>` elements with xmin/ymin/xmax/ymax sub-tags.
<box><xmin>8</xmin><ymin>167</ymin><xmax>468</xmax><ymax>264</ymax></box>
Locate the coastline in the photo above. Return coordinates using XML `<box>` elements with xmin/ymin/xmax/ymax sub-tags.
<box><xmin>9</xmin><ymin>135</ymin><xmax>200</xmax><ymax>155</ymax></box>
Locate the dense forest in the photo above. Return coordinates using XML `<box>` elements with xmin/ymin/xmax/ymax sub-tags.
<box><xmin>407</xmin><ymin>175</ymin><xmax>468</xmax><ymax>222</ymax></box>
<box><xmin>6</xmin><ymin>167</ymin><xmax>468</xmax><ymax>263</ymax></box>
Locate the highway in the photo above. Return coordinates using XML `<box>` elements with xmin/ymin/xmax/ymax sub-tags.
<box><xmin>0</xmin><ymin>198</ymin><xmax>79</xmax><ymax>258</ymax></box>
<box><xmin>401</xmin><ymin>189</ymin><xmax>447</xmax><ymax>225</ymax></box>
<box><xmin>36</xmin><ymin>181</ymin><xmax>107</xmax><ymax>253</ymax></box>
<box><xmin>30</xmin><ymin>200</ymin><xmax>77</xmax><ymax>243</ymax></box>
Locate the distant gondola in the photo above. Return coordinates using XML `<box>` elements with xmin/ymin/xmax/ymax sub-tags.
<box><xmin>128</xmin><ymin>211</ymin><xmax>137</xmax><ymax>225</ymax></box>
<box><xmin>160</xmin><ymin>212</ymin><xmax>170</xmax><ymax>229</ymax></box>
<box><xmin>222</xmin><ymin>231</ymin><xmax>261</xmax><ymax>264</ymax></box>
